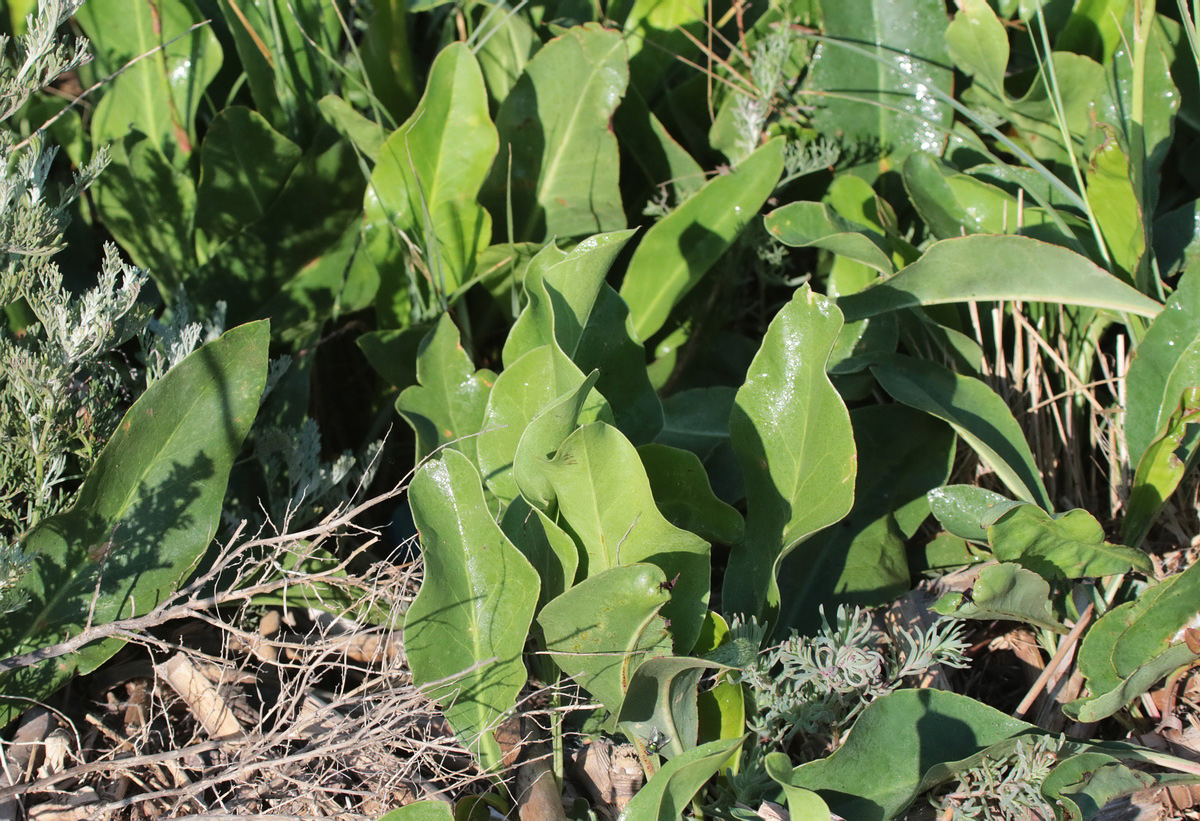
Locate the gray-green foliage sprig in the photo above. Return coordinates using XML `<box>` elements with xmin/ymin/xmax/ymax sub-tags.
<box><xmin>0</xmin><ymin>0</ymin><xmax>151</xmax><ymax>614</ymax></box>
<box><xmin>928</xmin><ymin>735</ymin><xmax>1061</xmax><ymax>820</ymax></box>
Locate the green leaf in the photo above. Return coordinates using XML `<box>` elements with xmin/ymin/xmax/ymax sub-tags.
<box><xmin>76</xmin><ymin>0</ymin><xmax>221</xmax><ymax>162</ymax></box>
<box><xmin>779</xmin><ymin>689</ymin><xmax>1035</xmax><ymax>820</ymax></box>
<box><xmin>724</xmin><ymin>286</ymin><xmax>856</xmax><ymax>620</ymax></box>
<box><xmin>1085</xmin><ymin>132</ymin><xmax>1146</xmax><ymax>282</ymax></box>
<box><xmin>404</xmin><ymin>450</ymin><xmax>540</xmax><ymax>770</ymax></box>
<box><xmin>357</xmin><ymin>324</ymin><xmax>433</xmax><ymax>391</ymax></box>
<box><xmin>365</xmin><ymin>43</ymin><xmax>497</xmax><ymax>302</ymax></box>
<box><xmin>92</xmin><ymin>137</ymin><xmax>196</xmax><ymax>294</ymax></box>
<box><xmin>838</xmin><ymin>236</ymin><xmax>1163</xmax><ymax>322</ymax></box>
<box><xmin>944</xmin><ymin>0</ymin><xmax>1008</xmax><ymax>96</ymax></box>
<box><xmin>537</xmin><ymin>563</ymin><xmax>672</xmax><ymax>714</ymax></box>
<box><xmin>513</xmin><ymin>372</ymin><xmax>602</xmax><ymax>511</ymax></box>
<box><xmin>475</xmin><ymin>6</ymin><xmax>539</xmax><ymax>106</ymax></box>
<box><xmin>620</xmin><ymin>138</ymin><xmax>786</xmax><ymax>341</ymax></box>
<box><xmin>503</xmin><ymin>230</ymin><xmax>662</xmax><ymax>443</ymax></box>
<box><xmin>1068</xmin><ymin>561</ymin><xmax>1200</xmax><ymax>721</ymax></box>
<box><xmin>1123</xmin><ymin>389</ymin><xmax>1200</xmax><ymax>549</ymax></box>
<box><xmin>378</xmin><ymin>801</ymin><xmax>454</xmax><ymax>821</ymax></box>
<box><xmin>617</xmin><ymin>737</ymin><xmax>745</xmax><ymax>821</ymax></box>
<box><xmin>395</xmin><ymin>315</ymin><xmax>497</xmax><ymax>466</ymax></box>
<box><xmin>778</xmin><ymin>405</ymin><xmax>954</xmax><ymax>633</ymax></box>
<box><xmin>500</xmin><ymin>497</ymin><xmax>579</xmax><ymax>611</ymax></box>
<box><xmin>1</xmin><ymin>322</ymin><xmax>269</xmax><ymax>724</ymax></box>
<box><xmin>870</xmin><ymin>353</ymin><xmax>1052</xmax><ymax>509</ymax></box>
<box><xmin>928</xmin><ymin>485</ymin><xmax>1019</xmax><ymax>544</ymax></box>
<box><xmin>535</xmin><ymin>423</ymin><xmax>712</xmax><ymax>652</ymax></box>
<box><xmin>764</xmin><ymin>202</ymin><xmax>894</xmax><ymax>277</ymax></box>
<box><xmin>194</xmin><ymin>107</ymin><xmax>303</xmax><ymax>257</ymax></box>
<box><xmin>359</xmin><ymin>0</ymin><xmax>418</xmax><ymax>122</ymax></box>
<box><xmin>765</xmin><ymin>753</ymin><xmax>832</xmax><ymax>820</ymax></box>
<box><xmin>476</xmin><ymin>345</ymin><xmax>607</xmax><ymax>504</ymax></box>
<box><xmin>988</xmin><ymin>504</ymin><xmax>1153</xmax><ymax>580</ymax></box>
<box><xmin>1042</xmin><ymin>752</ymin><xmax>1155</xmax><ymax>821</ymax></box>
<box><xmin>1125</xmin><ymin>268</ymin><xmax>1200</xmax><ymax>466</ymax></box>
<box><xmin>931</xmin><ymin>563</ymin><xmax>1067</xmax><ymax>634</ymax></box>
<box><xmin>192</xmin><ymin>128</ymin><xmax>366</xmax><ymax>324</ymax></box>
<box><xmin>656</xmin><ymin>387</ymin><xmax>743</xmax><ymax>506</ymax></box>
<box><xmin>318</xmin><ymin>94</ymin><xmax>386</xmax><ymax>162</ymax></box>
<box><xmin>807</xmin><ymin>0</ymin><xmax>952</xmax><ymax>171</ymax></box>
<box><xmin>485</xmin><ymin>23</ymin><xmax>628</xmax><ymax>240</ymax></box>
<box><xmin>618</xmin><ymin>656</ymin><xmax>729</xmax><ymax>758</ymax></box>
<box><xmin>638</xmin><ymin>444</ymin><xmax>744</xmax><ymax>545</ymax></box>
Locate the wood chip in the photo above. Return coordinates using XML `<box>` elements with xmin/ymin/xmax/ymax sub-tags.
<box><xmin>574</xmin><ymin>739</ymin><xmax>642</xmax><ymax>819</ymax></box>
<box><xmin>517</xmin><ymin>753</ymin><xmax>567</xmax><ymax>821</ymax></box>
<box><xmin>155</xmin><ymin>653</ymin><xmax>245</xmax><ymax>740</ymax></box>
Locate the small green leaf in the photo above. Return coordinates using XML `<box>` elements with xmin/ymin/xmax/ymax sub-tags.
<box><xmin>620</xmin><ymin>138</ymin><xmax>786</xmax><ymax>341</ymax></box>
<box><xmin>1</xmin><ymin>322</ymin><xmax>269</xmax><ymax>724</ymax></box>
<box><xmin>931</xmin><ymin>563</ymin><xmax>1067</xmax><ymax>634</ymax></box>
<box><xmin>537</xmin><ymin>563</ymin><xmax>672</xmax><ymax>714</ymax></box>
<box><xmin>1123</xmin><ymin>389</ymin><xmax>1200</xmax><ymax>549</ymax></box>
<box><xmin>871</xmin><ymin>353</ymin><xmax>1052</xmax><ymax>509</ymax></box>
<box><xmin>617</xmin><ymin>737</ymin><xmax>745</xmax><ymax>821</ymax></box>
<box><xmin>618</xmin><ymin>656</ymin><xmax>729</xmax><ymax>759</ymax></box>
<box><xmin>396</xmin><ymin>315</ymin><xmax>496</xmax><ymax>466</ymax></box>
<box><xmin>725</xmin><ymin>286</ymin><xmax>856</xmax><ymax>620</ymax></box>
<box><xmin>928</xmin><ymin>485</ymin><xmax>1019</xmax><ymax>544</ymax></box>
<box><xmin>944</xmin><ymin>0</ymin><xmax>1008</xmax><ymax>96</ymax></box>
<box><xmin>318</xmin><ymin>94</ymin><xmax>386</xmax><ymax>162</ymax></box>
<box><xmin>765</xmin><ymin>201</ymin><xmax>894</xmax><ymax>277</ymax></box>
<box><xmin>378</xmin><ymin>801</ymin><xmax>454</xmax><ymax>821</ymax></box>
<box><xmin>404</xmin><ymin>450</ymin><xmax>540</xmax><ymax>770</ymax></box>
<box><xmin>838</xmin><ymin>236</ymin><xmax>1163</xmax><ymax>322</ymax></box>
<box><xmin>988</xmin><ymin>505</ymin><xmax>1153</xmax><ymax>580</ymax></box>
<box><xmin>1042</xmin><ymin>752</ymin><xmax>1155</xmax><ymax>820</ymax></box>
<box><xmin>765</xmin><ymin>753</ymin><xmax>831</xmax><ymax>819</ymax></box>
<box><xmin>535</xmin><ymin>423</ymin><xmax>712</xmax><ymax>652</ymax></box>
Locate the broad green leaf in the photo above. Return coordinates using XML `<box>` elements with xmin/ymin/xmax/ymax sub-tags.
<box><xmin>485</xmin><ymin>23</ymin><xmax>628</xmax><ymax>240</ymax></box>
<box><xmin>724</xmin><ymin>286</ymin><xmax>856</xmax><ymax>620</ymax></box>
<box><xmin>365</xmin><ymin>43</ymin><xmax>497</xmax><ymax>302</ymax></box>
<box><xmin>780</xmin><ymin>689</ymin><xmax>1035</xmax><ymax>820</ymax></box>
<box><xmin>620</xmin><ymin>138</ymin><xmax>786</xmax><ymax>341</ymax></box>
<box><xmin>623</xmin><ymin>0</ymin><xmax>705</xmax><ymax>101</ymax></box>
<box><xmin>404</xmin><ymin>450</ymin><xmax>539</xmax><ymax>770</ymax></box>
<box><xmin>194</xmin><ymin>107</ymin><xmax>302</xmax><ymax>257</ymax></box>
<box><xmin>618</xmin><ymin>656</ymin><xmax>728</xmax><ymax>759</ymax></box>
<box><xmin>500</xmin><ymin>497</ymin><xmax>579</xmax><ymax>611</ymax></box>
<box><xmin>1057</xmin><ymin>0</ymin><xmax>1130</xmax><ymax>60</ymax></box>
<box><xmin>870</xmin><ymin>353</ymin><xmax>1052</xmax><ymax>509</ymax></box>
<box><xmin>765</xmin><ymin>753</ymin><xmax>832</xmax><ymax>820</ymax></box>
<box><xmin>514</xmin><ymin>372</ymin><xmax>601</xmax><ymax>511</ymax></box>
<box><xmin>536</xmin><ymin>423</ymin><xmax>712</xmax><ymax>652</ymax></box>
<box><xmin>614</xmin><ymin>85</ymin><xmax>706</xmax><ymax>202</ymax></box>
<box><xmin>379</xmin><ymin>802</ymin><xmax>454</xmax><ymax>821</ymax></box>
<box><xmin>359</xmin><ymin>0</ymin><xmax>418</xmax><ymax>122</ymax></box>
<box><xmin>192</xmin><ymin>129</ymin><xmax>366</xmax><ymax>324</ymax></box>
<box><xmin>93</xmin><ymin>137</ymin><xmax>196</xmax><ymax>295</ymax></box>
<box><xmin>764</xmin><ymin>202</ymin><xmax>894</xmax><ymax>276</ymax></box>
<box><xmin>928</xmin><ymin>485</ymin><xmax>1020</xmax><ymax>544</ymax></box>
<box><xmin>1069</xmin><ymin>561</ymin><xmax>1200</xmax><ymax>720</ymax></box>
<box><xmin>476</xmin><ymin>345</ymin><xmax>607</xmax><ymax>504</ymax></box>
<box><xmin>504</xmin><ymin>230</ymin><xmax>662</xmax><ymax>443</ymax></box>
<box><xmin>395</xmin><ymin>315</ymin><xmax>496</xmax><ymax>466</ymax></box>
<box><xmin>356</xmin><ymin>323</ymin><xmax>433</xmax><ymax>391</ymax></box>
<box><xmin>778</xmin><ymin>405</ymin><xmax>954</xmax><ymax>633</ymax></box>
<box><xmin>1</xmin><ymin>322</ymin><xmax>268</xmax><ymax>725</ymax></box>
<box><xmin>1123</xmin><ymin>389</ymin><xmax>1200</xmax><ymax>548</ymax></box>
<box><xmin>656</xmin><ymin>387</ymin><xmax>743</xmax><ymax>506</ymax></box>
<box><xmin>318</xmin><ymin>94</ymin><xmax>386</xmax><ymax>162</ymax></box>
<box><xmin>838</xmin><ymin>235</ymin><xmax>1163</xmax><ymax>322</ymax></box>
<box><xmin>638</xmin><ymin>444</ymin><xmax>744</xmax><ymax>545</ymax></box>
<box><xmin>617</xmin><ymin>737</ymin><xmax>745</xmax><ymax>821</ymax></box>
<box><xmin>944</xmin><ymin>0</ymin><xmax>1008</xmax><ymax>96</ymax></box>
<box><xmin>931</xmin><ymin>563</ymin><xmax>1067</xmax><ymax>634</ymax></box>
<box><xmin>537</xmin><ymin>563</ymin><xmax>672</xmax><ymax>714</ymax></box>
<box><xmin>1125</xmin><ymin>268</ymin><xmax>1200</xmax><ymax>466</ymax></box>
<box><xmin>988</xmin><ymin>505</ymin><xmax>1153</xmax><ymax>580</ymax></box>
<box><xmin>807</xmin><ymin>0</ymin><xmax>952</xmax><ymax>170</ymax></box>
<box><xmin>1068</xmin><ymin>642</ymin><xmax>1200</xmax><ymax>722</ymax></box>
<box><xmin>77</xmin><ymin>0</ymin><xmax>220</xmax><ymax>162</ymax></box>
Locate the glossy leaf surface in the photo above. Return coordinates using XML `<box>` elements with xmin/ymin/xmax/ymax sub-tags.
<box><xmin>931</xmin><ymin>563</ymin><xmax>1066</xmax><ymax>634</ymax></box>
<box><xmin>725</xmin><ymin>287</ymin><xmax>856</xmax><ymax>619</ymax></box>
<box><xmin>405</xmin><ymin>450</ymin><xmax>539</xmax><ymax>770</ymax></box>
